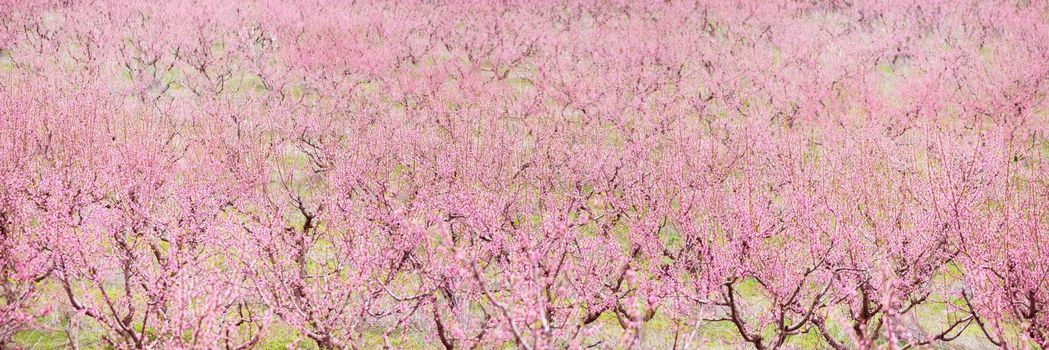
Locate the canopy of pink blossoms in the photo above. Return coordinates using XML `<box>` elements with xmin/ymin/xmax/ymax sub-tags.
<box><xmin>0</xmin><ymin>0</ymin><xmax>1047</xmax><ymax>349</ymax></box>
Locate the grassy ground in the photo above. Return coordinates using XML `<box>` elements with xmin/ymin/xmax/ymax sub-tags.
<box><xmin>9</xmin><ymin>285</ymin><xmax>1000</xmax><ymax>350</ymax></box>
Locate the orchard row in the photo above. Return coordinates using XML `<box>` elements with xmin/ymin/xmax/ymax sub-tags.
<box><xmin>1</xmin><ymin>1</ymin><xmax>1047</xmax><ymax>348</ymax></box>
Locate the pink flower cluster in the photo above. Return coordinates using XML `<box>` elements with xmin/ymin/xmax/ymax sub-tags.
<box><xmin>1</xmin><ymin>1</ymin><xmax>1047</xmax><ymax>349</ymax></box>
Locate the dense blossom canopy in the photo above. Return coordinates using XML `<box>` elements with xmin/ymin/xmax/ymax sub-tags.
<box><xmin>1</xmin><ymin>0</ymin><xmax>1048</xmax><ymax>349</ymax></box>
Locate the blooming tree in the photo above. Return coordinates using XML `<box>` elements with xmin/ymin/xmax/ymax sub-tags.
<box><xmin>0</xmin><ymin>0</ymin><xmax>1048</xmax><ymax>349</ymax></box>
